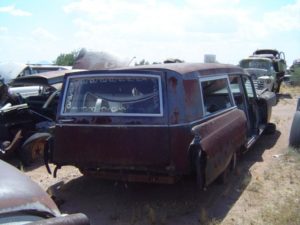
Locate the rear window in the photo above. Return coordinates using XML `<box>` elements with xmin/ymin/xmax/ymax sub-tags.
<box><xmin>61</xmin><ymin>74</ymin><xmax>163</xmax><ymax>116</ymax></box>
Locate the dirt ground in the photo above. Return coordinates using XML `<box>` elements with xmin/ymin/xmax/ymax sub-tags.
<box><xmin>25</xmin><ymin>85</ymin><xmax>300</xmax><ymax>225</ymax></box>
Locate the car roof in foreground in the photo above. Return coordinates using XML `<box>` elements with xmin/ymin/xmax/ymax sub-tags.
<box><xmin>65</xmin><ymin>63</ymin><xmax>243</xmax><ymax>78</ymax></box>
<box><xmin>0</xmin><ymin>160</ymin><xmax>60</xmax><ymax>218</ymax></box>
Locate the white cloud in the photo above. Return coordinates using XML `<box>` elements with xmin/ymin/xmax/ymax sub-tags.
<box><xmin>263</xmin><ymin>0</ymin><xmax>300</xmax><ymax>31</ymax></box>
<box><xmin>10</xmin><ymin>0</ymin><xmax>294</xmax><ymax>65</ymax></box>
<box><xmin>32</xmin><ymin>27</ymin><xmax>58</xmax><ymax>41</ymax></box>
<box><xmin>0</xmin><ymin>26</ymin><xmax>8</xmax><ymax>33</ymax></box>
<box><xmin>0</xmin><ymin>5</ymin><xmax>31</xmax><ymax>16</ymax></box>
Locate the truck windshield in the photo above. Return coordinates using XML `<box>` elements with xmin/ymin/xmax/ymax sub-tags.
<box><xmin>62</xmin><ymin>74</ymin><xmax>163</xmax><ymax>116</ymax></box>
<box><xmin>240</xmin><ymin>60</ymin><xmax>271</xmax><ymax>70</ymax></box>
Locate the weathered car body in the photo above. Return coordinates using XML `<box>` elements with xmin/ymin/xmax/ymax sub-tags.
<box><xmin>0</xmin><ymin>70</ymin><xmax>80</xmax><ymax>165</ymax></box>
<box><xmin>0</xmin><ymin>159</ymin><xmax>90</xmax><ymax>224</ymax></box>
<box><xmin>50</xmin><ymin>63</ymin><xmax>275</xmax><ymax>187</ymax></box>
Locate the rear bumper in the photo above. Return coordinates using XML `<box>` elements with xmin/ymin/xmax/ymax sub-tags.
<box><xmin>80</xmin><ymin>168</ymin><xmax>179</xmax><ymax>184</ymax></box>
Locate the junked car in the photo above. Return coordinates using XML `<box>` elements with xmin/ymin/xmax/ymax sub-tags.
<box><xmin>48</xmin><ymin>63</ymin><xmax>276</xmax><ymax>188</ymax></box>
<box><xmin>0</xmin><ymin>159</ymin><xmax>90</xmax><ymax>225</ymax></box>
<box><xmin>0</xmin><ymin>70</ymin><xmax>80</xmax><ymax>165</ymax></box>
<box><xmin>0</xmin><ymin>62</ymin><xmax>69</xmax><ymax>82</ymax></box>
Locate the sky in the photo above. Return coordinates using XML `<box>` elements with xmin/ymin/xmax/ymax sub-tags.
<box><xmin>0</xmin><ymin>0</ymin><xmax>299</xmax><ymax>66</ymax></box>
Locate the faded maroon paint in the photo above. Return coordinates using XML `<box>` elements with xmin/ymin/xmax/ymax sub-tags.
<box><xmin>52</xmin><ymin>63</ymin><xmax>248</xmax><ymax>183</ymax></box>
<box><xmin>192</xmin><ymin>109</ymin><xmax>247</xmax><ymax>185</ymax></box>
<box><xmin>54</xmin><ymin>124</ymin><xmax>170</xmax><ymax>169</ymax></box>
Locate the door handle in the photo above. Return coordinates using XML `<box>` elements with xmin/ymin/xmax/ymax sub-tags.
<box><xmin>58</xmin><ymin>118</ymin><xmax>75</xmax><ymax>123</ymax></box>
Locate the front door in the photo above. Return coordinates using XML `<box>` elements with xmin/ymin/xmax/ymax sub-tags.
<box><xmin>229</xmin><ymin>74</ymin><xmax>260</xmax><ymax>138</ymax></box>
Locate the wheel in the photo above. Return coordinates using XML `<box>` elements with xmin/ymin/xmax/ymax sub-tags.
<box><xmin>264</xmin><ymin>123</ymin><xmax>276</xmax><ymax>135</ymax></box>
<box><xmin>275</xmin><ymin>79</ymin><xmax>282</xmax><ymax>93</ymax></box>
<box><xmin>289</xmin><ymin>111</ymin><xmax>300</xmax><ymax>148</ymax></box>
<box><xmin>217</xmin><ymin>151</ymin><xmax>237</xmax><ymax>184</ymax></box>
<box><xmin>19</xmin><ymin>145</ymin><xmax>34</xmax><ymax>166</ymax></box>
<box><xmin>20</xmin><ymin>143</ymin><xmax>45</xmax><ymax>167</ymax></box>
<box><xmin>194</xmin><ymin>152</ymin><xmax>205</xmax><ymax>190</ymax></box>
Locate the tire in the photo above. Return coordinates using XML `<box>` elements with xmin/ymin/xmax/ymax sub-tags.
<box><xmin>289</xmin><ymin>111</ymin><xmax>300</xmax><ymax>148</ymax></box>
<box><xmin>194</xmin><ymin>152</ymin><xmax>205</xmax><ymax>190</ymax></box>
<box><xmin>275</xmin><ymin>79</ymin><xmax>282</xmax><ymax>93</ymax></box>
<box><xmin>264</xmin><ymin>123</ymin><xmax>276</xmax><ymax>135</ymax></box>
<box><xmin>217</xmin><ymin>151</ymin><xmax>236</xmax><ymax>184</ymax></box>
<box><xmin>19</xmin><ymin>145</ymin><xmax>34</xmax><ymax>167</ymax></box>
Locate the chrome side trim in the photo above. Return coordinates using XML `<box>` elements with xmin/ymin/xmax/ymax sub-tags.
<box><xmin>56</xmin><ymin>107</ymin><xmax>238</xmax><ymax>128</ymax></box>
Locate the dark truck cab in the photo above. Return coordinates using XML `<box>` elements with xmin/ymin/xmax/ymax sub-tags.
<box><xmin>50</xmin><ymin>63</ymin><xmax>275</xmax><ymax>187</ymax></box>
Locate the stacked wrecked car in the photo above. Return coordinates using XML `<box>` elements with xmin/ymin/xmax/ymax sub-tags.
<box><xmin>0</xmin><ymin>69</ymin><xmax>77</xmax><ymax>165</ymax></box>
<box><xmin>239</xmin><ymin>49</ymin><xmax>287</xmax><ymax>93</ymax></box>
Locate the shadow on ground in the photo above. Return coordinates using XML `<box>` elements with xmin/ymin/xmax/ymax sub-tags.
<box><xmin>48</xmin><ymin>131</ymin><xmax>281</xmax><ymax>225</ymax></box>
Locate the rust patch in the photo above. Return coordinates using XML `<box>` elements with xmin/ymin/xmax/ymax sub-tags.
<box><xmin>171</xmin><ymin>108</ymin><xmax>180</xmax><ymax>124</ymax></box>
<box><xmin>183</xmin><ymin>80</ymin><xmax>199</xmax><ymax>105</ymax></box>
<box><xmin>168</xmin><ymin>77</ymin><xmax>177</xmax><ymax>90</ymax></box>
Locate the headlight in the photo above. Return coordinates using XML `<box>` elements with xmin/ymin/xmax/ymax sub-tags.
<box><xmin>265</xmin><ymin>79</ymin><xmax>271</xmax><ymax>84</ymax></box>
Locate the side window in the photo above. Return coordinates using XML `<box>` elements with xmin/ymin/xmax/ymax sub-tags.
<box><xmin>201</xmin><ymin>77</ymin><xmax>234</xmax><ymax>115</ymax></box>
<box><xmin>242</xmin><ymin>75</ymin><xmax>255</xmax><ymax>98</ymax></box>
<box><xmin>229</xmin><ymin>75</ymin><xmax>247</xmax><ymax>111</ymax></box>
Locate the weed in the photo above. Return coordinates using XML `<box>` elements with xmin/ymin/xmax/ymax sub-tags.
<box><xmin>147</xmin><ymin>206</ymin><xmax>156</xmax><ymax>225</ymax></box>
<box><xmin>263</xmin><ymin>170</ymin><xmax>271</xmax><ymax>181</ymax></box>
<box><xmin>239</xmin><ymin>171</ymin><xmax>251</xmax><ymax>190</ymax></box>
<box><xmin>247</xmin><ymin>181</ymin><xmax>262</xmax><ymax>193</ymax></box>
<box><xmin>260</xmin><ymin>192</ymin><xmax>300</xmax><ymax>225</ymax></box>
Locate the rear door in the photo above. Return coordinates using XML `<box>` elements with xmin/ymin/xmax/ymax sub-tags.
<box><xmin>53</xmin><ymin>70</ymin><xmax>170</xmax><ymax>170</ymax></box>
<box><xmin>198</xmin><ymin>76</ymin><xmax>246</xmax><ymax>184</ymax></box>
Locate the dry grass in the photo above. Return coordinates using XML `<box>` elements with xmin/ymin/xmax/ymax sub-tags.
<box><xmin>280</xmin><ymin>84</ymin><xmax>300</xmax><ymax>97</ymax></box>
<box><xmin>260</xmin><ymin>191</ymin><xmax>300</xmax><ymax>225</ymax></box>
<box><xmin>256</xmin><ymin>148</ymin><xmax>300</xmax><ymax>225</ymax></box>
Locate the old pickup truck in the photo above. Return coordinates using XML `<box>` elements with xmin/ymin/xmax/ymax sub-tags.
<box><xmin>48</xmin><ymin>63</ymin><xmax>276</xmax><ymax>188</ymax></box>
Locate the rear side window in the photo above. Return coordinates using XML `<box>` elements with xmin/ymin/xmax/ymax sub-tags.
<box><xmin>200</xmin><ymin>77</ymin><xmax>234</xmax><ymax>115</ymax></box>
<box><xmin>61</xmin><ymin>74</ymin><xmax>163</xmax><ymax>117</ymax></box>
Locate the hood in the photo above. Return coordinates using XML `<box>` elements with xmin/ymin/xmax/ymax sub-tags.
<box><xmin>0</xmin><ymin>160</ymin><xmax>60</xmax><ymax>218</ymax></box>
<box><xmin>245</xmin><ymin>68</ymin><xmax>268</xmax><ymax>79</ymax></box>
<box><xmin>257</xmin><ymin>75</ymin><xmax>273</xmax><ymax>81</ymax></box>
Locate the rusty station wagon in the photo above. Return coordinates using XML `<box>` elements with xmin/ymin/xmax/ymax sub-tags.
<box><xmin>49</xmin><ymin>63</ymin><xmax>275</xmax><ymax>187</ymax></box>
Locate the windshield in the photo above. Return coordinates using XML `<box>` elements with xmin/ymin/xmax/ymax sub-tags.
<box><xmin>62</xmin><ymin>74</ymin><xmax>163</xmax><ymax>116</ymax></box>
<box><xmin>240</xmin><ymin>60</ymin><xmax>271</xmax><ymax>70</ymax></box>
